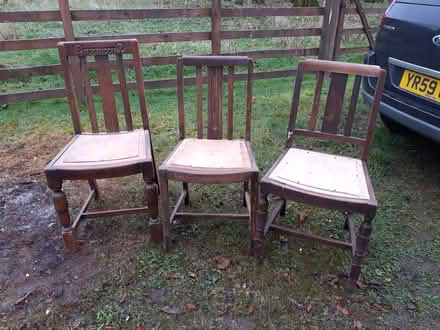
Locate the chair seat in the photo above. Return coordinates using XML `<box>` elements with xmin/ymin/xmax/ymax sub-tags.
<box><xmin>165</xmin><ymin>138</ymin><xmax>253</xmax><ymax>171</ymax></box>
<box><xmin>48</xmin><ymin>129</ymin><xmax>152</xmax><ymax>171</ymax></box>
<box><xmin>267</xmin><ymin>148</ymin><xmax>371</xmax><ymax>200</ymax></box>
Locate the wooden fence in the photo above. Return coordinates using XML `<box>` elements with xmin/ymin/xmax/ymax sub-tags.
<box><xmin>0</xmin><ymin>0</ymin><xmax>385</xmax><ymax>105</ymax></box>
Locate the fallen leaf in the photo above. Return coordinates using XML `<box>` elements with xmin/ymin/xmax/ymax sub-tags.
<box><xmin>355</xmin><ymin>280</ymin><xmax>366</xmax><ymax>289</ymax></box>
<box><xmin>298</xmin><ymin>212</ymin><xmax>307</xmax><ymax>224</ymax></box>
<box><xmin>407</xmin><ymin>302</ymin><xmax>417</xmax><ymax>311</ymax></box>
<box><xmin>215</xmin><ymin>256</ymin><xmax>232</xmax><ymax>270</ymax></box>
<box><xmin>336</xmin><ymin>304</ymin><xmax>350</xmax><ymax>316</ymax></box>
<box><xmin>185</xmin><ymin>302</ymin><xmax>197</xmax><ymax>311</ymax></box>
<box><xmin>161</xmin><ymin>305</ymin><xmax>184</xmax><ymax>315</ymax></box>
<box><xmin>353</xmin><ymin>320</ymin><xmax>362</xmax><ymax>329</ymax></box>
<box><xmin>248</xmin><ymin>306</ymin><xmax>256</xmax><ymax>314</ymax></box>
<box><xmin>306</xmin><ymin>304</ymin><xmax>312</xmax><ymax>313</ymax></box>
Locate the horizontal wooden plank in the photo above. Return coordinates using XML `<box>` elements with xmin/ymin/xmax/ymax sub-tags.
<box><xmin>0</xmin><ymin>11</ymin><xmax>61</xmax><ymax>22</ymax></box>
<box><xmin>342</xmin><ymin>27</ymin><xmax>378</xmax><ymax>35</ymax></box>
<box><xmin>0</xmin><ymin>38</ymin><xmax>64</xmax><ymax>51</ymax></box>
<box><xmin>70</xmin><ymin>8</ymin><xmax>211</xmax><ymax>20</ymax></box>
<box><xmin>338</xmin><ymin>47</ymin><xmax>369</xmax><ymax>55</ymax></box>
<box><xmin>77</xmin><ymin>31</ymin><xmax>210</xmax><ymax>43</ymax></box>
<box><xmin>344</xmin><ymin>7</ymin><xmax>385</xmax><ymax>15</ymax></box>
<box><xmin>222</xmin><ymin>28</ymin><xmax>321</xmax><ymax>40</ymax></box>
<box><xmin>0</xmin><ymin>69</ymin><xmax>298</xmax><ymax>104</ymax></box>
<box><xmin>0</xmin><ymin>88</ymin><xmax>66</xmax><ymax>104</ymax></box>
<box><xmin>222</xmin><ymin>7</ymin><xmax>325</xmax><ymax>17</ymax></box>
<box><xmin>0</xmin><ymin>55</ymin><xmax>180</xmax><ymax>80</ymax></box>
<box><xmin>0</xmin><ymin>64</ymin><xmax>62</xmax><ymax>80</ymax></box>
<box><xmin>0</xmin><ymin>31</ymin><xmax>209</xmax><ymax>52</ymax></box>
<box><xmin>1</xmin><ymin>46</ymin><xmax>311</xmax><ymax>80</ymax></box>
<box><xmin>223</xmin><ymin>48</ymin><xmax>320</xmax><ymax>58</ymax></box>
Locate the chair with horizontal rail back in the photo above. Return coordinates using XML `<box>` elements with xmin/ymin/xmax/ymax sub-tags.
<box><xmin>159</xmin><ymin>56</ymin><xmax>259</xmax><ymax>252</ymax></box>
<box><xmin>45</xmin><ymin>39</ymin><xmax>161</xmax><ymax>253</ymax></box>
<box><xmin>255</xmin><ymin>59</ymin><xmax>386</xmax><ymax>281</ymax></box>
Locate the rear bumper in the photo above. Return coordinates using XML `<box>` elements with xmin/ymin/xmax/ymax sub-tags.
<box><xmin>362</xmin><ymin>90</ymin><xmax>440</xmax><ymax>143</ymax></box>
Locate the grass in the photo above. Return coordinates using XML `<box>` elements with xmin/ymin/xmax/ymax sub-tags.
<box><xmin>3</xmin><ymin>1</ymin><xmax>439</xmax><ymax>328</ymax></box>
<box><xmin>1</xmin><ymin>70</ymin><xmax>440</xmax><ymax>328</ymax></box>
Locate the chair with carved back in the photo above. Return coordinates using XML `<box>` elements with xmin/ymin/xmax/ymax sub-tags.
<box><xmin>159</xmin><ymin>56</ymin><xmax>259</xmax><ymax>252</ymax></box>
<box><xmin>255</xmin><ymin>59</ymin><xmax>386</xmax><ymax>281</ymax></box>
<box><xmin>45</xmin><ymin>39</ymin><xmax>161</xmax><ymax>253</ymax></box>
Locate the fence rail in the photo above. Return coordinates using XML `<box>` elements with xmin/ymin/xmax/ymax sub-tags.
<box><xmin>0</xmin><ymin>0</ymin><xmax>385</xmax><ymax>105</ymax></box>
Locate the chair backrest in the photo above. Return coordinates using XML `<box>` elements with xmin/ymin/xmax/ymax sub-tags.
<box><xmin>58</xmin><ymin>39</ymin><xmax>150</xmax><ymax>134</ymax></box>
<box><xmin>176</xmin><ymin>56</ymin><xmax>254</xmax><ymax>141</ymax></box>
<box><xmin>287</xmin><ymin>59</ymin><xmax>386</xmax><ymax>161</ymax></box>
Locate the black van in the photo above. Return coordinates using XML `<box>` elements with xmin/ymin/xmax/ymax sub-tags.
<box><xmin>362</xmin><ymin>0</ymin><xmax>440</xmax><ymax>142</ymax></box>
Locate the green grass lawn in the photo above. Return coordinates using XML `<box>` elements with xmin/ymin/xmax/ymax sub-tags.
<box><xmin>1</xmin><ymin>72</ymin><xmax>439</xmax><ymax>328</ymax></box>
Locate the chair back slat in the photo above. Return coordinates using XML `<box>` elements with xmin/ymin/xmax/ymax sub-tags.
<box><xmin>207</xmin><ymin>65</ymin><xmax>224</xmax><ymax>139</ymax></box>
<box><xmin>344</xmin><ymin>75</ymin><xmax>362</xmax><ymax>136</ymax></box>
<box><xmin>196</xmin><ymin>65</ymin><xmax>204</xmax><ymax>139</ymax></box>
<box><xmin>245</xmin><ymin>60</ymin><xmax>254</xmax><ymax>141</ymax></box>
<box><xmin>177</xmin><ymin>56</ymin><xmax>254</xmax><ymax>141</ymax></box>
<box><xmin>94</xmin><ymin>55</ymin><xmax>120</xmax><ymax>132</ymax></box>
<box><xmin>321</xmin><ymin>72</ymin><xmax>348</xmax><ymax>134</ymax></box>
<box><xmin>177</xmin><ymin>59</ymin><xmax>185</xmax><ymax>140</ymax></box>
<box><xmin>132</xmin><ymin>47</ymin><xmax>150</xmax><ymax>130</ymax></box>
<box><xmin>308</xmin><ymin>71</ymin><xmax>324</xmax><ymax>131</ymax></box>
<box><xmin>287</xmin><ymin>59</ymin><xmax>386</xmax><ymax>162</ymax></box>
<box><xmin>59</xmin><ymin>47</ymin><xmax>81</xmax><ymax>134</ymax></box>
<box><xmin>227</xmin><ymin>65</ymin><xmax>234</xmax><ymax>140</ymax></box>
<box><xmin>57</xmin><ymin>39</ymin><xmax>152</xmax><ymax>134</ymax></box>
<box><xmin>116</xmin><ymin>54</ymin><xmax>133</xmax><ymax>131</ymax></box>
<box><xmin>79</xmin><ymin>55</ymin><xmax>99</xmax><ymax>133</ymax></box>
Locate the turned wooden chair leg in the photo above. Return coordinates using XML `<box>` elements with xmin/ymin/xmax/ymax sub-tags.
<box><xmin>144</xmin><ymin>175</ymin><xmax>161</xmax><ymax>244</ymax></box>
<box><xmin>248</xmin><ymin>176</ymin><xmax>259</xmax><ymax>256</ymax></box>
<box><xmin>183</xmin><ymin>182</ymin><xmax>190</xmax><ymax>205</ymax></box>
<box><xmin>280</xmin><ymin>199</ymin><xmax>287</xmax><ymax>216</ymax></box>
<box><xmin>159</xmin><ymin>172</ymin><xmax>170</xmax><ymax>252</ymax></box>
<box><xmin>242</xmin><ymin>181</ymin><xmax>249</xmax><ymax>207</ymax></box>
<box><xmin>350</xmin><ymin>213</ymin><xmax>374</xmax><ymax>281</ymax></box>
<box><xmin>88</xmin><ymin>179</ymin><xmax>100</xmax><ymax>200</ymax></box>
<box><xmin>254</xmin><ymin>192</ymin><xmax>268</xmax><ymax>263</ymax></box>
<box><xmin>48</xmin><ymin>179</ymin><xmax>79</xmax><ymax>253</ymax></box>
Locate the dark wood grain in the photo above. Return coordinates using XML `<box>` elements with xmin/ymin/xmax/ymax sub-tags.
<box><xmin>46</xmin><ymin>39</ymin><xmax>159</xmax><ymax>252</ymax></box>
<box><xmin>321</xmin><ymin>72</ymin><xmax>348</xmax><ymax>134</ymax></box>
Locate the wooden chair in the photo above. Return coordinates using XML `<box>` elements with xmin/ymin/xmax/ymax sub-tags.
<box><xmin>159</xmin><ymin>56</ymin><xmax>259</xmax><ymax>252</ymax></box>
<box><xmin>45</xmin><ymin>39</ymin><xmax>160</xmax><ymax>253</ymax></box>
<box><xmin>255</xmin><ymin>59</ymin><xmax>386</xmax><ymax>281</ymax></box>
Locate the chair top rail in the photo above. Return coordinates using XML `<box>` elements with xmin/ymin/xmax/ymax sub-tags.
<box><xmin>301</xmin><ymin>59</ymin><xmax>384</xmax><ymax>78</ymax></box>
<box><xmin>181</xmin><ymin>56</ymin><xmax>251</xmax><ymax>66</ymax></box>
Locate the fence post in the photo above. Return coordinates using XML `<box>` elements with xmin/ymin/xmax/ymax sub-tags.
<box><xmin>319</xmin><ymin>0</ymin><xmax>343</xmax><ymax>61</ymax></box>
<box><xmin>333</xmin><ymin>0</ymin><xmax>346</xmax><ymax>59</ymax></box>
<box><xmin>211</xmin><ymin>0</ymin><xmax>222</xmax><ymax>55</ymax></box>
<box><xmin>59</xmin><ymin>0</ymin><xmax>85</xmax><ymax>105</ymax></box>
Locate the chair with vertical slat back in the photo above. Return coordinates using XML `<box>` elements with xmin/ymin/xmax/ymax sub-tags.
<box><xmin>45</xmin><ymin>40</ymin><xmax>161</xmax><ymax>253</ymax></box>
<box><xmin>159</xmin><ymin>56</ymin><xmax>259</xmax><ymax>252</ymax></box>
<box><xmin>255</xmin><ymin>59</ymin><xmax>386</xmax><ymax>281</ymax></box>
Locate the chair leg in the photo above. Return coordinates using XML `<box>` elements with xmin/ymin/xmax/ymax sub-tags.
<box><xmin>248</xmin><ymin>176</ymin><xmax>259</xmax><ymax>256</ymax></box>
<box><xmin>48</xmin><ymin>179</ymin><xmax>79</xmax><ymax>253</ymax></box>
<box><xmin>88</xmin><ymin>179</ymin><xmax>100</xmax><ymax>200</ymax></box>
<box><xmin>242</xmin><ymin>181</ymin><xmax>249</xmax><ymax>207</ymax></box>
<box><xmin>182</xmin><ymin>182</ymin><xmax>190</xmax><ymax>206</ymax></box>
<box><xmin>144</xmin><ymin>177</ymin><xmax>161</xmax><ymax>245</ymax></box>
<box><xmin>159</xmin><ymin>172</ymin><xmax>170</xmax><ymax>252</ymax></box>
<box><xmin>350</xmin><ymin>213</ymin><xmax>374</xmax><ymax>281</ymax></box>
<box><xmin>254</xmin><ymin>192</ymin><xmax>268</xmax><ymax>263</ymax></box>
<box><xmin>280</xmin><ymin>199</ymin><xmax>287</xmax><ymax>217</ymax></box>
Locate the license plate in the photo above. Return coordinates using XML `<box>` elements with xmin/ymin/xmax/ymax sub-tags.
<box><xmin>400</xmin><ymin>70</ymin><xmax>440</xmax><ymax>103</ymax></box>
